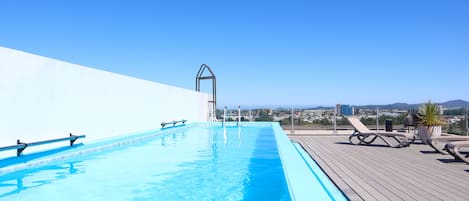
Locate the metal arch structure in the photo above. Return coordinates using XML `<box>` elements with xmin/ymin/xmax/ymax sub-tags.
<box><xmin>195</xmin><ymin>64</ymin><xmax>216</xmax><ymax>120</ymax></box>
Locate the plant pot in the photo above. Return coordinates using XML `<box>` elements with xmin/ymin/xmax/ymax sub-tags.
<box><xmin>418</xmin><ymin>126</ymin><xmax>442</xmax><ymax>144</ymax></box>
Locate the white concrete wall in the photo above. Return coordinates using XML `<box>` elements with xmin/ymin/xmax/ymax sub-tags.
<box><xmin>0</xmin><ymin>47</ymin><xmax>209</xmax><ymax>157</ymax></box>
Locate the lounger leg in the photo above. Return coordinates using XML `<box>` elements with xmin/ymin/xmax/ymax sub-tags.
<box><xmin>397</xmin><ymin>135</ymin><xmax>415</xmax><ymax>147</ymax></box>
<box><xmin>391</xmin><ymin>136</ymin><xmax>403</xmax><ymax>147</ymax></box>
<box><xmin>349</xmin><ymin>132</ymin><xmax>363</xmax><ymax>145</ymax></box>
<box><xmin>445</xmin><ymin>144</ymin><xmax>458</xmax><ymax>159</ymax></box>
<box><xmin>349</xmin><ymin>131</ymin><xmax>375</xmax><ymax>145</ymax></box>
<box><xmin>401</xmin><ymin>135</ymin><xmax>414</xmax><ymax>147</ymax></box>
<box><xmin>359</xmin><ymin>135</ymin><xmax>377</xmax><ymax>144</ymax></box>
<box><xmin>409</xmin><ymin>136</ymin><xmax>416</xmax><ymax>144</ymax></box>
<box><xmin>445</xmin><ymin>144</ymin><xmax>466</xmax><ymax>162</ymax></box>
<box><xmin>453</xmin><ymin>147</ymin><xmax>469</xmax><ymax>164</ymax></box>
<box><xmin>428</xmin><ymin>139</ymin><xmax>449</xmax><ymax>154</ymax></box>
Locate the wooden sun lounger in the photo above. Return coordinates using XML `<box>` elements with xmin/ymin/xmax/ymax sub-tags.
<box><xmin>445</xmin><ymin>141</ymin><xmax>469</xmax><ymax>164</ymax></box>
<box><xmin>427</xmin><ymin>134</ymin><xmax>469</xmax><ymax>154</ymax></box>
<box><xmin>347</xmin><ymin>116</ymin><xmax>416</xmax><ymax>148</ymax></box>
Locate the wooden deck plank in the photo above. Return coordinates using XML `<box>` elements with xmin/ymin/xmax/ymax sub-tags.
<box><xmin>356</xmin><ymin>144</ymin><xmax>466</xmax><ymax>200</ymax></box>
<box><xmin>300</xmin><ymin>137</ymin><xmax>436</xmax><ymax>201</ymax></box>
<box><xmin>290</xmin><ymin>136</ymin><xmax>469</xmax><ymax>201</ymax></box>
<box><xmin>299</xmin><ymin>138</ymin><xmax>389</xmax><ymax>201</ymax></box>
<box><xmin>298</xmin><ymin>140</ymin><xmax>370</xmax><ymax>200</ymax></box>
<box><xmin>315</xmin><ymin>139</ymin><xmax>448</xmax><ymax>201</ymax></box>
<box><xmin>314</xmin><ymin>139</ymin><xmax>440</xmax><ymax>200</ymax></box>
<box><xmin>347</xmin><ymin>139</ymin><xmax>469</xmax><ymax>200</ymax></box>
<box><xmin>312</xmin><ymin>139</ymin><xmax>415</xmax><ymax>201</ymax></box>
<box><xmin>311</xmin><ymin>139</ymin><xmax>417</xmax><ymax>201</ymax></box>
<box><xmin>314</xmin><ymin>137</ymin><xmax>469</xmax><ymax>201</ymax></box>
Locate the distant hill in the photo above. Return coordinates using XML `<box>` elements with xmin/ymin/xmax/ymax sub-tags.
<box><xmin>303</xmin><ymin>106</ymin><xmax>334</xmax><ymax>110</ymax></box>
<box><xmin>440</xmin><ymin>99</ymin><xmax>469</xmax><ymax>108</ymax></box>
<box><xmin>355</xmin><ymin>103</ymin><xmax>418</xmax><ymax>110</ymax></box>
<box><xmin>236</xmin><ymin>99</ymin><xmax>469</xmax><ymax>110</ymax></box>
<box><xmin>354</xmin><ymin>99</ymin><xmax>469</xmax><ymax>110</ymax></box>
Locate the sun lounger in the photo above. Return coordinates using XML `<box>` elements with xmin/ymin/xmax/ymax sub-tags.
<box><xmin>427</xmin><ymin>134</ymin><xmax>469</xmax><ymax>154</ymax></box>
<box><xmin>347</xmin><ymin>116</ymin><xmax>415</xmax><ymax>148</ymax></box>
<box><xmin>445</xmin><ymin>140</ymin><xmax>469</xmax><ymax>164</ymax></box>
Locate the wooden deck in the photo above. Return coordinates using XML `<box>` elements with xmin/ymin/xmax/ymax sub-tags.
<box><xmin>290</xmin><ymin>135</ymin><xmax>469</xmax><ymax>201</ymax></box>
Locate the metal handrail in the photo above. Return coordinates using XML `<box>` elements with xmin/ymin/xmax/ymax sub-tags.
<box><xmin>223</xmin><ymin>106</ymin><xmax>227</xmax><ymax>127</ymax></box>
<box><xmin>195</xmin><ymin>64</ymin><xmax>217</xmax><ymax>121</ymax></box>
<box><xmin>0</xmin><ymin>133</ymin><xmax>86</xmax><ymax>156</ymax></box>
<box><xmin>237</xmin><ymin>106</ymin><xmax>241</xmax><ymax>126</ymax></box>
<box><xmin>161</xmin><ymin>119</ymin><xmax>187</xmax><ymax>128</ymax></box>
<box><xmin>0</xmin><ymin>144</ymin><xmax>25</xmax><ymax>152</ymax></box>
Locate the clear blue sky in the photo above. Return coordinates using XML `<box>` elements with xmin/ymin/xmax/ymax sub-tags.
<box><xmin>1</xmin><ymin>0</ymin><xmax>468</xmax><ymax>107</ymax></box>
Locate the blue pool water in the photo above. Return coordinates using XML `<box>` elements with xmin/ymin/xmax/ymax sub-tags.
<box><xmin>0</xmin><ymin>124</ymin><xmax>292</xmax><ymax>200</ymax></box>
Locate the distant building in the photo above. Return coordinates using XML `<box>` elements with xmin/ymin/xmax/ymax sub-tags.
<box><xmin>336</xmin><ymin>104</ymin><xmax>341</xmax><ymax>116</ymax></box>
<box><xmin>295</xmin><ymin>111</ymin><xmax>301</xmax><ymax>117</ymax></box>
<box><xmin>341</xmin><ymin>105</ymin><xmax>353</xmax><ymax>116</ymax></box>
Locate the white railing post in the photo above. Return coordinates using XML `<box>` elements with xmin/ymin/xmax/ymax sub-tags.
<box><xmin>291</xmin><ymin>106</ymin><xmax>294</xmax><ymax>134</ymax></box>
<box><xmin>333</xmin><ymin>108</ymin><xmax>337</xmax><ymax>134</ymax></box>
<box><xmin>464</xmin><ymin>104</ymin><xmax>469</xmax><ymax>136</ymax></box>
<box><xmin>223</xmin><ymin>106</ymin><xmax>227</xmax><ymax>127</ymax></box>
<box><xmin>237</xmin><ymin>105</ymin><xmax>241</xmax><ymax>126</ymax></box>
<box><xmin>376</xmin><ymin>107</ymin><xmax>379</xmax><ymax>133</ymax></box>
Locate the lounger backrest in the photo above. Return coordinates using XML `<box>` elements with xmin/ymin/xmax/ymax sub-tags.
<box><xmin>347</xmin><ymin>116</ymin><xmax>372</xmax><ymax>133</ymax></box>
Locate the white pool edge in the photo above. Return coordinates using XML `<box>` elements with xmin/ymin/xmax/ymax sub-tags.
<box><xmin>272</xmin><ymin>122</ymin><xmax>348</xmax><ymax>201</ymax></box>
<box><xmin>292</xmin><ymin>142</ymin><xmax>348</xmax><ymax>201</ymax></box>
<box><xmin>0</xmin><ymin>125</ymin><xmax>192</xmax><ymax>175</ymax></box>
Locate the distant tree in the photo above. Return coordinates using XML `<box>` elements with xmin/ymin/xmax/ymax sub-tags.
<box><xmin>280</xmin><ymin>118</ymin><xmax>291</xmax><ymax>125</ymax></box>
<box><xmin>337</xmin><ymin>118</ymin><xmax>350</xmax><ymax>126</ymax></box>
<box><xmin>444</xmin><ymin>109</ymin><xmax>465</xmax><ymax>116</ymax></box>
<box><xmin>320</xmin><ymin>118</ymin><xmax>331</xmax><ymax>125</ymax></box>
<box><xmin>458</xmin><ymin>118</ymin><xmax>467</xmax><ymax>135</ymax></box>
<box><xmin>395</xmin><ymin>114</ymin><xmax>407</xmax><ymax>124</ymax></box>
<box><xmin>448</xmin><ymin>123</ymin><xmax>455</xmax><ymax>134</ymax></box>
<box><xmin>360</xmin><ymin>117</ymin><xmax>375</xmax><ymax>125</ymax></box>
<box><xmin>297</xmin><ymin>117</ymin><xmax>303</xmax><ymax>125</ymax></box>
<box><xmin>377</xmin><ymin>114</ymin><xmax>407</xmax><ymax>125</ymax></box>
<box><xmin>255</xmin><ymin>110</ymin><xmax>273</xmax><ymax>121</ymax></box>
<box><xmin>447</xmin><ymin>118</ymin><xmax>467</xmax><ymax>135</ymax></box>
<box><xmin>216</xmin><ymin>109</ymin><xmax>223</xmax><ymax>119</ymax></box>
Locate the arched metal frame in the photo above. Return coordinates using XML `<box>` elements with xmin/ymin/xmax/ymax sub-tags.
<box><xmin>195</xmin><ymin>64</ymin><xmax>216</xmax><ymax>120</ymax></box>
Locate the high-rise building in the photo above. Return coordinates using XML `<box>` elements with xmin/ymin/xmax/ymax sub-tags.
<box><xmin>341</xmin><ymin>105</ymin><xmax>353</xmax><ymax>116</ymax></box>
<box><xmin>336</xmin><ymin>104</ymin><xmax>341</xmax><ymax>116</ymax></box>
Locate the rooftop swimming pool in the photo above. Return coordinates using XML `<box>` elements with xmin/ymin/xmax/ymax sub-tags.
<box><xmin>0</xmin><ymin>123</ymin><xmax>347</xmax><ymax>201</ymax></box>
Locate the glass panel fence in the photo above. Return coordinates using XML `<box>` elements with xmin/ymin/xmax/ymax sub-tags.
<box><xmin>216</xmin><ymin>104</ymin><xmax>468</xmax><ymax>136</ymax></box>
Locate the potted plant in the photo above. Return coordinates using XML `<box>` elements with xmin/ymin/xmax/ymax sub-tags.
<box><xmin>417</xmin><ymin>101</ymin><xmax>445</xmax><ymax>144</ymax></box>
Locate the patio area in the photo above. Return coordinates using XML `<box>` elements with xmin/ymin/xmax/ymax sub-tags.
<box><xmin>290</xmin><ymin>134</ymin><xmax>469</xmax><ymax>201</ymax></box>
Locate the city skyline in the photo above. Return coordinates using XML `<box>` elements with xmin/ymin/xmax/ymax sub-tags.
<box><xmin>1</xmin><ymin>1</ymin><xmax>468</xmax><ymax>106</ymax></box>
<box><xmin>221</xmin><ymin>99</ymin><xmax>469</xmax><ymax>109</ymax></box>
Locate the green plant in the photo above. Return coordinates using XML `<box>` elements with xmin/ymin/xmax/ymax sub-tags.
<box><xmin>417</xmin><ymin>101</ymin><xmax>445</xmax><ymax>126</ymax></box>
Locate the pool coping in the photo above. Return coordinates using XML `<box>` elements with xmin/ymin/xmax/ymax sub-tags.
<box><xmin>293</xmin><ymin>142</ymin><xmax>349</xmax><ymax>201</ymax></box>
<box><xmin>272</xmin><ymin>122</ymin><xmax>348</xmax><ymax>201</ymax></box>
<box><xmin>0</xmin><ymin>125</ymin><xmax>192</xmax><ymax>175</ymax></box>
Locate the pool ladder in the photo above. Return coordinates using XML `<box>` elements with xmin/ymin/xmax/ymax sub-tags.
<box><xmin>222</xmin><ymin>106</ymin><xmax>241</xmax><ymax>127</ymax></box>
